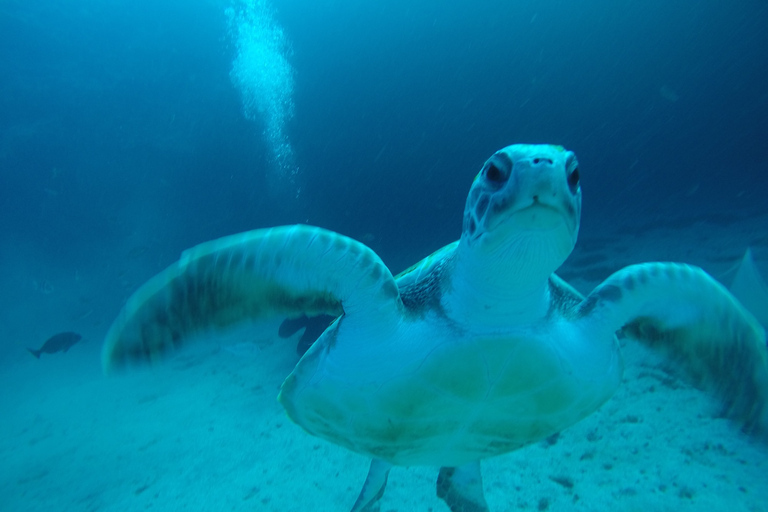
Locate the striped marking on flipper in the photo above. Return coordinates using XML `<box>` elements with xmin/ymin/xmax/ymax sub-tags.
<box><xmin>578</xmin><ymin>262</ymin><xmax>768</xmax><ymax>432</ymax></box>
<box><xmin>103</xmin><ymin>225</ymin><xmax>401</xmax><ymax>373</ymax></box>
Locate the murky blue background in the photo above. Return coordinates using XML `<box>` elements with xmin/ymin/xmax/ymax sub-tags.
<box><xmin>2</xmin><ymin>0</ymin><xmax>766</xmax><ymax>292</ymax></box>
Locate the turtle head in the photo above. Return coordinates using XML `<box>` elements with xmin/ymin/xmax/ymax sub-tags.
<box><xmin>460</xmin><ymin>144</ymin><xmax>581</xmax><ymax>280</ymax></box>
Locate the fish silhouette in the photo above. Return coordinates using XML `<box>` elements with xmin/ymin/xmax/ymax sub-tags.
<box><xmin>28</xmin><ymin>332</ymin><xmax>82</xmax><ymax>359</ymax></box>
<box><xmin>278</xmin><ymin>314</ymin><xmax>336</xmax><ymax>355</ymax></box>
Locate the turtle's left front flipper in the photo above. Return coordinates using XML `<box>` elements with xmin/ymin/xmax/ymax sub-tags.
<box><xmin>578</xmin><ymin>262</ymin><xmax>768</xmax><ymax>434</ymax></box>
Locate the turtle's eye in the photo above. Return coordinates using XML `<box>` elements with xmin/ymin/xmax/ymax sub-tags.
<box><xmin>481</xmin><ymin>153</ymin><xmax>512</xmax><ymax>188</ymax></box>
<box><xmin>486</xmin><ymin>164</ymin><xmax>503</xmax><ymax>182</ymax></box>
<box><xmin>567</xmin><ymin>167</ymin><xmax>580</xmax><ymax>193</ymax></box>
<box><xmin>484</xmin><ymin>162</ymin><xmax>509</xmax><ymax>187</ymax></box>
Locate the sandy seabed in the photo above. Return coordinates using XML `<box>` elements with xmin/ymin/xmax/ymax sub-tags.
<box><xmin>2</xmin><ymin>212</ymin><xmax>767</xmax><ymax>512</ymax></box>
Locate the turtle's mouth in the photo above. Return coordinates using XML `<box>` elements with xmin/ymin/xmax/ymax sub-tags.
<box><xmin>478</xmin><ymin>200</ymin><xmax>578</xmax><ymax>265</ymax></box>
<box><xmin>491</xmin><ymin>200</ymin><xmax>572</xmax><ymax>233</ymax></box>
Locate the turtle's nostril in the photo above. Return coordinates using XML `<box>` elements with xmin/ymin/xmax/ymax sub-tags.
<box><xmin>532</xmin><ymin>158</ymin><xmax>553</xmax><ymax>165</ymax></box>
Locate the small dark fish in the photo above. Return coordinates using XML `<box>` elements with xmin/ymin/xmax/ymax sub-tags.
<box><xmin>278</xmin><ymin>314</ymin><xmax>336</xmax><ymax>356</ymax></box>
<box><xmin>27</xmin><ymin>332</ymin><xmax>82</xmax><ymax>359</ymax></box>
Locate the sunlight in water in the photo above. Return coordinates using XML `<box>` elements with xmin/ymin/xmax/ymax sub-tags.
<box><xmin>226</xmin><ymin>0</ymin><xmax>299</xmax><ymax>197</ymax></box>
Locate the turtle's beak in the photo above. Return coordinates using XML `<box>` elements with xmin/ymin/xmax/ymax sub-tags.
<box><xmin>492</xmin><ymin>198</ymin><xmax>574</xmax><ymax>233</ymax></box>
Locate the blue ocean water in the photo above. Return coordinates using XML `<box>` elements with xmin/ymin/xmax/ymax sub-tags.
<box><xmin>1</xmin><ymin>1</ymin><xmax>768</xmax><ymax>511</ymax></box>
<box><xmin>2</xmin><ymin>0</ymin><xmax>767</xmax><ymax>277</ymax></box>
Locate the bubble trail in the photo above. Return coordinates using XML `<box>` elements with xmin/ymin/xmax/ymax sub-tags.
<box><xmin>226</xmin><ymin>0</ymin><xmax>299</xmax><ymax>196</ymax></box>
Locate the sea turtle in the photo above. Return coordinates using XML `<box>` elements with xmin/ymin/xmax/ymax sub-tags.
<box><xmin>102</xmin><ymin>144</ymin><xmax>768</xmax><ymax>511</ymax></box>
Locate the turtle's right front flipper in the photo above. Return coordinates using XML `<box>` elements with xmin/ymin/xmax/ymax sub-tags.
<box><xmin>102</xmin><ymin>225</ymin><xmax>401</xmax><ymax>373</ymax></box>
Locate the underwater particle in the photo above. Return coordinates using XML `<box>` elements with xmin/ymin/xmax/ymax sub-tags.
<box><xmin>585</xmin><ymin>429</ymin><xmax>601</xmax><ymax>442</ymax></box>
<box><xmin>659</xmin><ymin>85</ymin><xmax>679</xmax><ymax>102</ymax></box>
<box><xmin>549</xmin><ymin>475</ymin><xmax>574</xmax><ymax>489</ymax></box>
<box><xmin>242</xmin><ymin>486</ymin><xmax>260</xmax><ymax>500</ymax></box>
<box><xmin>543</xmin><ymin>432</ymin><xmax>560</xmax><ymax>446</ymax></box>
<box><xmin>678</xmin><ymin>485</ymin><xmax>695</xmax><ymax>499</ymax></box>
<box><xmin>537</xmin><ymin>497</ymin><xmax>550</xmax><ymax>511</ymax></box>
<box><xmin>32</xmin><ymin>279</ymin><xmax>55</xmax><ymax>294</ymax></box>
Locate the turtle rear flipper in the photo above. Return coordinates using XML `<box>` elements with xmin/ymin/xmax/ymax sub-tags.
<box><xmin>102</xmin><ymin>225</ymin><xmax>401</xmax><ymax>373</ymax></box>
<box><xmin>578</xmin><ymin>262</ymin><xmax>768</xmax><ymax>433</ymax></box>
<box><xmin>436</xmin><ymin>462</ymin><xmax>489</xmax><ymax>512</ymax></box>
<box><xmin>350</xmin><ymin>459</ymin><xmax>392</xmax><ymax>512</ymax></box>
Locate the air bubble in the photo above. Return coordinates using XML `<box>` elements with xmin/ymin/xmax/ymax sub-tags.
<box><xmin>227</xmin><ymin>0</ymin><xmax>299</xmax><ymax>197</ymax></box>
